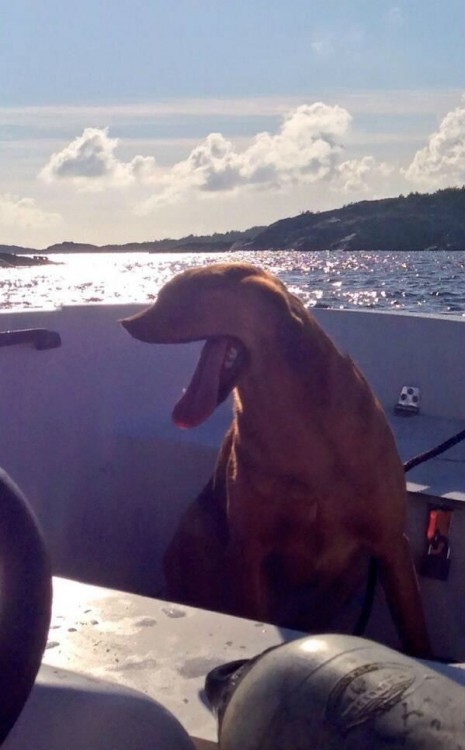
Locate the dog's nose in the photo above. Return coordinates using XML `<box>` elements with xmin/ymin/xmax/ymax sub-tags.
<box><xmin>119</xmin><ymin>316</ymin><xmax>137</xmax><ymax>335</ymax></box>
<box><xmin>120</xmin><ymin>307</ymin><xmax>169</xmax><ymax>343</ymax></box>
<box><xmin>119</xmin><ymin>318</ymin><xmax>132</xmax><ymax>332</ymax></box>
<box><xmin>119</xmin><ymin>312</ymin><xmax>153</xmax><ymax>341</ymax></box>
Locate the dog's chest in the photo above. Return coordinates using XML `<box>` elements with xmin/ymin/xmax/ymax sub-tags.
<box><xmin>228</xmin><ymin>471</ymin><xmax>319</xmax><ymax>541</ymax></box>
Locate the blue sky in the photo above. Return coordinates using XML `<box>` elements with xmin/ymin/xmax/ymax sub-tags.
<box><xmin>1</xmin><ymin>0</ymin><xmax>463</xmax><ymax>247</ymax></box>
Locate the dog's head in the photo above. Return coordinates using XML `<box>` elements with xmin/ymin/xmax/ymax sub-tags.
<box><xmin>121</xmin><ymin>263</ymin><xmax>308</xmax><ymax>428</ymax></box>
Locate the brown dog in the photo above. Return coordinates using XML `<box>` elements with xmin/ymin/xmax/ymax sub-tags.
<box><xmin>122</xmin><ymin>262</ymin><xmax>431</xmax><ymax>657</ymax></box>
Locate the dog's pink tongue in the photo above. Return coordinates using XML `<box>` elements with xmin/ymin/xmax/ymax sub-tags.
<box><xmin>172</xmin><ymin>338</ymin><xmax>229</xmax><ymax>429</ymax></box>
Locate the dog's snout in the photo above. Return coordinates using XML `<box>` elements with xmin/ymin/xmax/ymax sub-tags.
<box><xmin>119</xmin><ymin>316</ymin><xmax>138</xmax><ymax>335</ymax></box>
<box><xmin>119</xmin><ymin>311</ymin><xmax>154</xmax><ymax>342</ymax></box>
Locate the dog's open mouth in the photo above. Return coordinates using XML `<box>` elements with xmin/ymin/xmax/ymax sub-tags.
<box><xmin>172</xmin><ymin>336</ymin><xmax>246</xmax><ymax>429</ymax></box>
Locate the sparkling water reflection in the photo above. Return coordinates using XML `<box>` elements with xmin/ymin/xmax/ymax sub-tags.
<box><xmin>1</xmin><ymin>250</ymin><xmax>464</xmax><ymax>316</ymax></box>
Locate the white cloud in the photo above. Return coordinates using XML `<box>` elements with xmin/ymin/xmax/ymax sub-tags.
<box><xmin>403</xmin><ymin>105</ymin><xmax>465</xmax><ymax>188</ymax></box>
<box><xmin>335</xmin><ymin>156</ymin><xmax>394</xmax><ymax>193</ymax></box>
<box><xmin>27</xmin><ymin>99</ymin><xmax>465</xmax><ymax>244</ymax></box>
<box><xmin>139</xmin><ymin>102</ymin><xmax>352</xmax><ymax>211</ymax></box>
<box><xmin>311</xmin><ymin>36</ymin><xmax>334</xmax><ymax>57</ymax></box>
<box><xmin>387</xmin><ymin>6</ymin><xmax>404</xmax><ymax>26</ymax></box>
<box><xmin>39</xmin><ymin>127</ymin><xmax>158</xmax><ymax>190</ymax></box>
<box><xmin>0</xmin><ymin>193</ymin><xmax>62</xmax><ymax>229</ymax></box>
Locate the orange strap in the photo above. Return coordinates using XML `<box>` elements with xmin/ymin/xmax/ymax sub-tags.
<box><xmin>426</xmin><ymin>508</ymin><xmax>452</xmax><ymax>542</ymax></box>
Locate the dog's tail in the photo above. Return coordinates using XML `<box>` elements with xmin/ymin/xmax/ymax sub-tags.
<box><xmin>355</xmin><ymin>429</ymin><xmax>465</xmax><ymax>639</ymax></box>
<box><xmin>353</xmin><ymin>557</ymin><xmax>378</xmax><ymax>637</ymax></box>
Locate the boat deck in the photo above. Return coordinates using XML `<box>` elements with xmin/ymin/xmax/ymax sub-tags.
<box><xmin>34</xmin><ymin>578</ymin><xmax>465</xmax><ymax>749</ymax></box>
<box><xmin>42</xmin><ymin>578</ymin><xmax>302</xmax><ymax>748</ymax></box>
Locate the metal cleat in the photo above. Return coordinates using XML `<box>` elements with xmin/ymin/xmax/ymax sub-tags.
<box><xmin>395</xmin><ymin>385</ymin><xmax>420</xmax><ymax>415</ymax></box>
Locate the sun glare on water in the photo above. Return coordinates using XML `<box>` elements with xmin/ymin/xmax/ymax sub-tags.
<box><xmin>1</xmin><ymin>250</ymin><xmax>463</xmax><ymax>315</ymax></box>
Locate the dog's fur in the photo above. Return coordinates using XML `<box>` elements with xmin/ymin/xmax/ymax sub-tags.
<box><xmin>122</xmin><ymin>262</ymin><xmax>431</xmax><ymax>657</ymax></box>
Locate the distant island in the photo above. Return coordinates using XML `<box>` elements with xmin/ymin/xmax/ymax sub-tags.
<box><xmin>1</xmin><ymin>187</ymin><xmax>463</xmax><ymax>267</ymax></box>
<box><xmin>0</xmin><ymin>252</ymin><xmax>54</xmax><ymax>268</ymax></box>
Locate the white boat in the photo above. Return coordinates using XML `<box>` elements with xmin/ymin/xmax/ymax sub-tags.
<box><xmin>0</xmin><ymin>301</ymin><xmax>464</xmax><ymax>748</ymax></box>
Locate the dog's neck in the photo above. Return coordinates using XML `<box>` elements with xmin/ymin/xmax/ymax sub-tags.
<box><xmin>229</xmin><ymin>321</ymin><xmax>383</xmax><ymax>482</ymax></box>
<box><xmin>231</xmin><ymin>351</ymin><xmax>336</xmax><ymax>479</ymax></box>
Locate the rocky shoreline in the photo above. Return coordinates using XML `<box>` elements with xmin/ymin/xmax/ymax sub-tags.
<box><xmin>1</xmin><ymin>187</ymin><xmax>463</xmax><ymax>258</ymax></box>
<box><xmin>0</xmin><ymin>252</ymin><xmax>55</xmax><ymax>268</ymax></box>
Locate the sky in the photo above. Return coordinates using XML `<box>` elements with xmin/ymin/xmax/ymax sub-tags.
<box><xmin>1</xmin><ymin>0</ymin><xmax>464</xmax><ymax>249</ymax></box>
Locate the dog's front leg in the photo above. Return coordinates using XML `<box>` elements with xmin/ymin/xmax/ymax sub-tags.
<box><xmin>226</xmin><ymin>453</ymin><xmax>275</xmax><ymax>622</ymax></box>
<box><xmin>226</xmin><ymin>537</ymin><xmax>272</xmax><ymax>622</ymax></box>
<box><xmin>377</xmin><ymin>533</ymin><xmax>432</xmax><ymax>658</ymax></box>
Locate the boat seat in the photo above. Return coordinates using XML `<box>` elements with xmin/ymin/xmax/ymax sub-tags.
<box><xmin>4</xmin><ymin>664</ymin><xmax>196</xmax><ymax>750</ymax></box>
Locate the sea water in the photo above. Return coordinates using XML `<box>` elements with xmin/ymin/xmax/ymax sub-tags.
<box><xmin>1</xmin><ymin>249</ymin><xmax>464</xmax><ymax>315</ymax></box>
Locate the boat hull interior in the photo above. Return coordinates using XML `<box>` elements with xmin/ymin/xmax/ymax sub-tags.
<box><xmin>1</xmin><ymin>304</ymin><xmax>464</xmax><ymax>662</ymax></box>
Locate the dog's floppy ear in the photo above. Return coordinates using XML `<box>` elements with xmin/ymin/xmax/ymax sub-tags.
<box><xmin>241</xmin><ymin>274</ymin><xmax>309</xmax><ymax>368</ymax></box>
<box><xmin>277</xmin><ymin>290</ymin><xmax>313</xmax><ymax>372</ymax></box>
<box><xmin>253</xmin><ymin>277</ymin><xmax>332</xmax><ymax>375</ymax></box>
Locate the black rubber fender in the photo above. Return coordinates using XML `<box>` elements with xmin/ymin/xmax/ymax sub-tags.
<box><xmin>206</xmin><ymin>634</ymin><xmax>465</xmax><ymax>749</ymax></box>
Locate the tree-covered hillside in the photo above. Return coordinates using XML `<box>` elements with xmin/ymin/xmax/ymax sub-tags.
<box><xmin>1</xmin><ymin>187</ymin><xmax>463</xmax><ymax>259</ymax></box>
<box><xmin>247</xmin><ymin>188</ymin><xmax>464</xmax><ymax>252</ymax></box>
